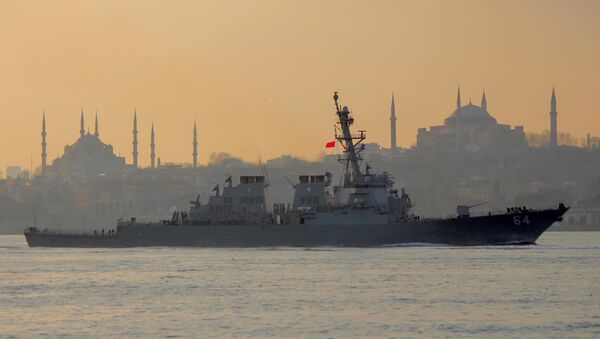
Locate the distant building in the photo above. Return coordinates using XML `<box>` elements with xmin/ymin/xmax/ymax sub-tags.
<box><xmin>550</xmin><ymin>87</ymin><xmax>558</xmax><ymax>148</ymax></box>
<box><xmin>193</xmin><ymin>120</ymin><xmax>198</xmax><ymax>168</ymax></box>
<box><xmin>20</xmin><ymin>170</ymin><xmax>30</xmax><ymax>180</ymax></box>
<box><xmin>6</xmin><ymin>166</ymin><xmax>23</xmax><ymax>179</ymax></box>
<box><xmin>45</xmin><ymin>111</ymin><xmax>128</xmax><ymax>178</ymax></box>
<box><xmin>132</xmin><ymin>109</ymin><xmax>139</xmax><ymax>168</ymax></box>
<box><xmin>150</xmin><ymin>123</ymin><xmax>156</xmax><ymax>169</ymax></box>
<box><xmin>41</xmin><ymin>111</ymin><xmax>47</xmax><ymax>174</ymax></box>
<box><xmin>390</xmin><ymin>94</ymin><xmax>397</xmax><ymax>151</ymax></box>
<box><xmin>416</xmin><ymin>88</ymin><xmax>526</xmax><ymax>153</ymax></box>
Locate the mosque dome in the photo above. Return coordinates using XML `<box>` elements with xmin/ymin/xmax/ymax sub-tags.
<box><xmin>445</xmin><ymin>102</ymin><xmax>497</xmax><ymax>126</ymax></box>
<box><xmin>48</xmin><ymin>113</ymin><xmax>127</xmax><ymax>177</ymax></box>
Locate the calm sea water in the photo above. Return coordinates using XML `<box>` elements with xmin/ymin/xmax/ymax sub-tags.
<box><xmin>1</xmin><ymin>233</ymin><xmax>599</xmax><ymax>338</ymax></box>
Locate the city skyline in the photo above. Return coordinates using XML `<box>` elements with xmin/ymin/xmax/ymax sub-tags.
<box><xmin>1</xmin><ymin>1</ymin><xmax>599</xmax><ymax>170</ymax></box>
<box><xmin>26</xmin><ymin>86</ymin><xmax>573</xmax><ymax>175</ymax></box>
<box><xmin>2</xmin><ymin>3</ymin><xmax>600</xmax><ymax>337</ymax></box>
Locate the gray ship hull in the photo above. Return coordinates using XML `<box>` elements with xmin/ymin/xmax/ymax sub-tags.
<box><xmin>24</xmin><ymin>208</ymin><xmax>566</xmax><ymax>247</ymax></box>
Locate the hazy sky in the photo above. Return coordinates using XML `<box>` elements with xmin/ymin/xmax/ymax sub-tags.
<box><xmin>1</xmin><ymin>0</ymin><xmax>599</xmax><ymax>170</ymax></box>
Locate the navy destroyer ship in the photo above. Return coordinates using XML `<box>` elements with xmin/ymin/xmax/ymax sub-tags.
<box><xmin>24</xmin><ymin>93</ymin><xmax>568</xmax><ymax>247</ymax></box>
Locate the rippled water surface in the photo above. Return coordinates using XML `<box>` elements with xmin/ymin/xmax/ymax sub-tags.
<box><xmin>1</xmin><ymin>233</ymin><xmax>599</xmax><ymax>337</ymax></box>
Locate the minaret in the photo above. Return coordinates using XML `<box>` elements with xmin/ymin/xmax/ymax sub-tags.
<box><xmin>481</xmin><ymin>90</ymin><xmax>487</xmax><ymax>112</ymax></box>
<box><xmin>94</xmin><ymin>111</ymin><xmax>99</xmax><ymax>138</ymax></box>
<box><xmin>550</xmin><ymin>87</ymin><xmax>558</xmax><ymax>148</ymax></box>
<box><xmin>150</xmin><ymin>122</ymin><xmax>156</xmax><ymax>169</ymax></box>
<box><xmin>193</xmin><ymin>120</ymin><xmax>198</xmax><ymax>167</ymax></box>
<box><xmin>456</xmin><ymin>85</ymin><xmax>462</xmax><ymax>110</ymax></box>
<box><xmin>80</xmin><ymin>107</ymin><xmax>85</xmax><ymax>138</ymax></box>
<box><xmin>390</xmin><ymin>94</ymin><xmax>397</xmax><ymax>151</ymax></box>
<box><xmin>41</xmin><ymin>110</ymin><xmax>47</xmax><ymax>174</ymax></box>
<box><xmin>132</xmin><ymin>109</ymin><xmax>138</xmax><ymax>168</ymax></box>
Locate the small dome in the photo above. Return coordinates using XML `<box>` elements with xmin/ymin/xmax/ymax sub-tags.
<box><xmin>445</xmin><ymin>103</ymin><xmax>497</xmax><ymax>125</ymax></box>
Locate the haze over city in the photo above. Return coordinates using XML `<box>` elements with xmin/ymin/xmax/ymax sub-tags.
<box><xmin>1</xmin><ymin>0</ymin><xmax>599</xmax><ymax>170</ymax></box>
<box><xmin>3</xmin><ymin>2</ymin><xmax>600</xmax><ymax>338</ymax></box>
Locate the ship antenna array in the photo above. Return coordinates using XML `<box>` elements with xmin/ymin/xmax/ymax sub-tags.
<box><xmin>332</xmin><ymin>92</ymin><xmax>367</xmax><ymax>185</ymax></box>
<box><xmin>258</xmin><ymin>153</ymin><xmax>270</xmax><ymax>187</ymax></box>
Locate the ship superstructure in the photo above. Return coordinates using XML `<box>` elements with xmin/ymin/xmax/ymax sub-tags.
<box><xmin>186</xmin><ymin>175</ymin><xmax>269</xmax><ymax>225</ymax></box>
<box><xmin>276</xmin><ymin>93</ymin><xmax>414</xmax><ymax>226</ymax></box>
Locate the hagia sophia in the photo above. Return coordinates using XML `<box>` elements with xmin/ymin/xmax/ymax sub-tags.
<box><xmin>415</xmin><ymin>88</ymin><xmax>528</xmax><ymax>153</ymax></box>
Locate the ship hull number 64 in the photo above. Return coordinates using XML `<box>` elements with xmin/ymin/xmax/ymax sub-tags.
<box><xmin>513</xmin><ymin>215</ymin><xmax>530</xmax><ymax>225</ymax></box>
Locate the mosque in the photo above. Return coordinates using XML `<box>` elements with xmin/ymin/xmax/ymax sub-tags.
<box><xmin>396</xmin><ymin>87</ymin><xmax>562</xmax><ymax>153</ymax></box>
<box><xmin>40</xmin><ymin>109</ymin><xmax>200</xmax><ymax>178</ymax></box>
<box><xmin>414</xmin><ymin>88</ymin><xmax>530</xmax><ymax>153</ymax></box>
<box><xmin>43</xmin><ymin>111</ymin><xmax>128</xmax><ymax>177</ymax></box>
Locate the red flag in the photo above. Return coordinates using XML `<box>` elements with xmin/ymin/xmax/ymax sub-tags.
<box><xmin>325</xmin><ymin>141</ymin><xmax>336</xmax><ymax>148</ymax></box>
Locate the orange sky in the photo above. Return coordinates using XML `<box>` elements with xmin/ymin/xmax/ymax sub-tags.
<box><xmin>1</xmin><ymin>0</ymin><xmax>599</xmax><ymax>170</ymax></box>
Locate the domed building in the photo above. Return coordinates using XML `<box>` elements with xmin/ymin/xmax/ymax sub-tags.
<box><xmin>46</xmin><ymin>111</ymin><xmax>128</xmax><ymax>178</ymax></box>
<box><xmin>416</xmin><ymin>88</ymin><xmax>526</xmax><ymax>152</ymax></box>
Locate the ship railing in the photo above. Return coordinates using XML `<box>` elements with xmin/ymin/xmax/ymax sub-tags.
<box><xmin>293</xmin><ymin>205</ymin><xmax>336</xmax><ymax>213</ymax></box>
<box><xmin>450</xmin><ymin>207</ymin><xmax>547</xmax><ymax>219</ymax></box>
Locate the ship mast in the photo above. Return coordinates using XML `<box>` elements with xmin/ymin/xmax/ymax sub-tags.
<box><xmin>333</xmin><ymin>92</ymin><xmax>366</xmax><ymax>186</ymax></box>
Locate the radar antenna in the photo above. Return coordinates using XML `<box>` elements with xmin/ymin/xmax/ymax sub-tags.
<box><xmin>333</xmin><ymin>91</ymin><xmax>340</xmax><ymax>111</ymax></box>
<box><xmin>332</xmin><ymin>92</ymin><xmax>366</xmax><ymax>186</ymax></box>
<box><xmin>257</xmin><ymin>153</ymin><xmax>270</xmax><ymax>187</ymax></box>
<box><xmin>224</xmin><ymin>173</ymin><xmax>233</xmax><ymax>187</ymax></box>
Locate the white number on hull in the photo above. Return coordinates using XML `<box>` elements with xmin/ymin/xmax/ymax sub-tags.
<box><xmin>513</xmin><ymin>215</ymin><xmax>530</xmax><ymax>225</ymax></box>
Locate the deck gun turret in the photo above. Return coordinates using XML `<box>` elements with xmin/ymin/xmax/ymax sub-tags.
<box><xmin>457</xmin><ymin>202</ymin><xmax>487</xmax><ymax>218</ymax></box>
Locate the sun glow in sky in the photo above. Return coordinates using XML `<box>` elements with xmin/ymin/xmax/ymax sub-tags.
<box><xmin>1</xmin><ymin>0</ymin><xmax>599</xmax><ymax>170</ymax></box>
